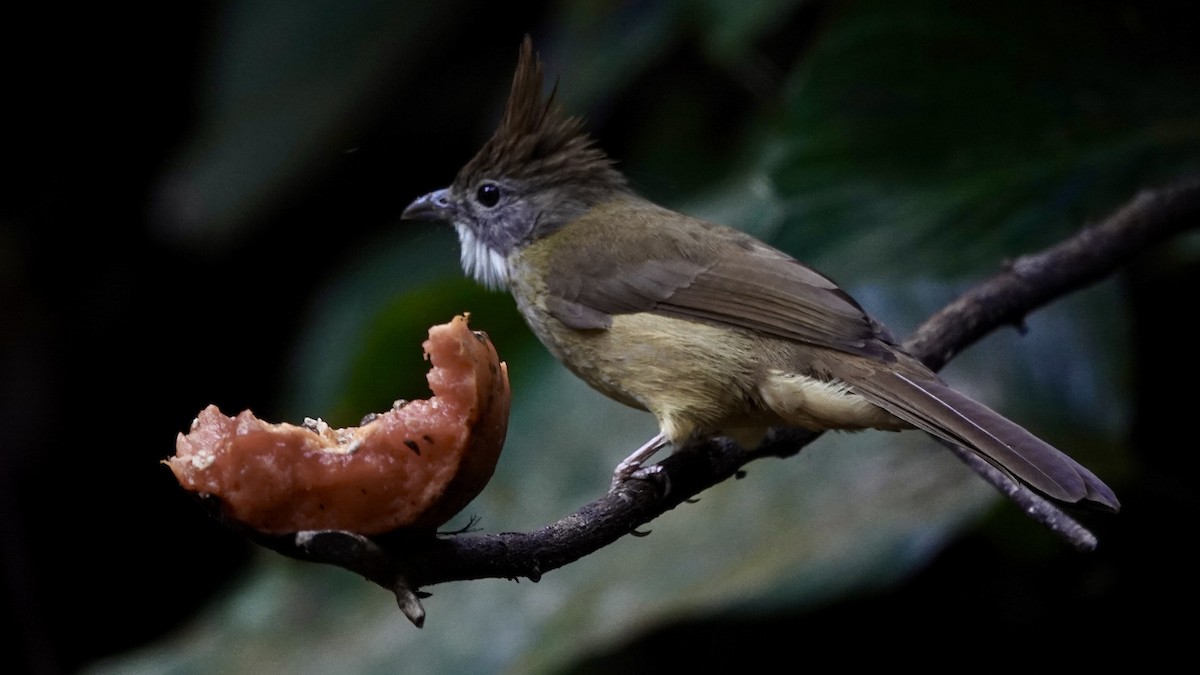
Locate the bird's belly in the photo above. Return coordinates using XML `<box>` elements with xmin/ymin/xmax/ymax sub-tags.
<box><xmin>530</xmin><ymin>311</ymin><xmax>764</xmax><ymax>441</ymax></box>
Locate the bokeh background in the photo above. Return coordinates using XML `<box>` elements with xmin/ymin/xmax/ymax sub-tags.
<box><xmin>4</xmin><ymin>1</ymin><xmax>1199</xmax><ymax>673</ymax></box>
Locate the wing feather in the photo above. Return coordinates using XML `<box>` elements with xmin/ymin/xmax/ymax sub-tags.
<box><xmin>544</xmin><ymin>207</ymin><xmax>895</xmax><ymax>359</ymax></box>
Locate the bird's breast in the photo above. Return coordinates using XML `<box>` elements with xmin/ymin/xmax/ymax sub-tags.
<box><xmin>506</xmin><ymin>251</ymin><xmax>763</xmax><ymax>438</ymax></box>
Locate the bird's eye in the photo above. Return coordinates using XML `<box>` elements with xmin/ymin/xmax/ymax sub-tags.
<box><xmin>475</xmin><ymin>182</ymin><xmax>501</xmax><ymax>208</ymax></box>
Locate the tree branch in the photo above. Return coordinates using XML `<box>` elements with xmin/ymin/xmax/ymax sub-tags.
<box><xmin>243</xmin><ymin>175</ymin><xmax>1200</xmax><ymax>625</ymax></box>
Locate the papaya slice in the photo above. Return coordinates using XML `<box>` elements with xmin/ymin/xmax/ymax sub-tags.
<box><xmin>167</xmin><ymin>314</ymin><xmax>510</xmax><ymax>535</ymax></box>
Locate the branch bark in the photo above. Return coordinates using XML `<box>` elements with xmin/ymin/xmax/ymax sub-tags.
<box><xmin>244</xmin><ymin>175</ymin><xmax>1200</xmax><ymax>625</ymax></box>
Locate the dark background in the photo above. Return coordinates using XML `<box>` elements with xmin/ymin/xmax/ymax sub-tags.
<box><xmin>4</xmin><ymin>2</ymin><xmax>1198</xmax><ymax>673</ymax></box>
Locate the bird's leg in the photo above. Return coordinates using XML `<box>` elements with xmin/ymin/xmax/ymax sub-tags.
<box><xmin>610</xmin><ymin>432</ymin><xmax>670</xmax><ymax>492</ymax></box>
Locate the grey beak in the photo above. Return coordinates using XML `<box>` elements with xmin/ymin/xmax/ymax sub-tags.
<box><xmin>401</xmin><ymin>188</ymin><xmax>452</xmax><ymax>223</ymax></box>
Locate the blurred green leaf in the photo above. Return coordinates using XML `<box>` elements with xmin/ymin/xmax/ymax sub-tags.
<box><xmin>758</xmin><ymin>0</ymin><xmax>1200</xmax><ymax>274</ymax></box>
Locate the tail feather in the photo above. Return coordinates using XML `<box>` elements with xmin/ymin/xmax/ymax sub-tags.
<box><xmin>845</xmin><ymin>369</ymin><xmax>1120</xmax><ymax>511</ymax></box>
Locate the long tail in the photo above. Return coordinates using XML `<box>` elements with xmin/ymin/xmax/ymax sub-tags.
<box><xmin>839</xmin><ymin>367</ymin><xmax>1120</xmax><ymax>511</ymax></box>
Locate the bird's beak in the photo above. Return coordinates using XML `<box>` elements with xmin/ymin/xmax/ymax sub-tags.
<box><xmin>401</xmin><ymin>188</ymin><xmax>452</xmax><ymax>223</ymax></box>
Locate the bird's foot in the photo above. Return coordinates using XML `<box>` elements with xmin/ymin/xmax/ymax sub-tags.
<box><xmin>609</xmin><ymin>432</ymin><xmax>669</xmax><ymax>493</ymax></box>
<box><xmin>631</xmin><ymin>464</ymin><xmax>671</xmax><ymax>496</ymax></box>
<box><xmin>609</xmin><ymin>462</ymin><xmax>671</xmax><ymax>498</ymax></box>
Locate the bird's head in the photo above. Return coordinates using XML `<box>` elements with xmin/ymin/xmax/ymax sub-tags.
<box><xmin>402</xmin><ymin>36</ymin><xmax>629</xmax><ymax>290</ymax></box>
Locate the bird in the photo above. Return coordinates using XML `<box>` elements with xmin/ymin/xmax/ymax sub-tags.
<box><xmin>401</xmin><ymin>36</ymin><xmax>1119</xmax><ymax>513</ymax></box>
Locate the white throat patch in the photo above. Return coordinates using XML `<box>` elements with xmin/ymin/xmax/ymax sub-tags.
<box><xmin>454</xmin><ymin>224</ymin><xmax>510</xmax><ymax>290</ymax></box>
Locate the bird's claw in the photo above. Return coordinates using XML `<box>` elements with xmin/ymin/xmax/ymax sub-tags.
<box><xmin>609</xmin><ymin>432</ymin><xmax>671</xmax><ymax>494</ymax></box>
<box><xmin>609</xmin><ymin>462</ymin><xmax>670</xmax><ymax>496</ymax></box>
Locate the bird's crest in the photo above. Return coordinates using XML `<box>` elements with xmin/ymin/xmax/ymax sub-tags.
<box><xmin>454</xmin><ymin>36</ymin><xmax>626</xmax><ymax>192</ymax></box>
